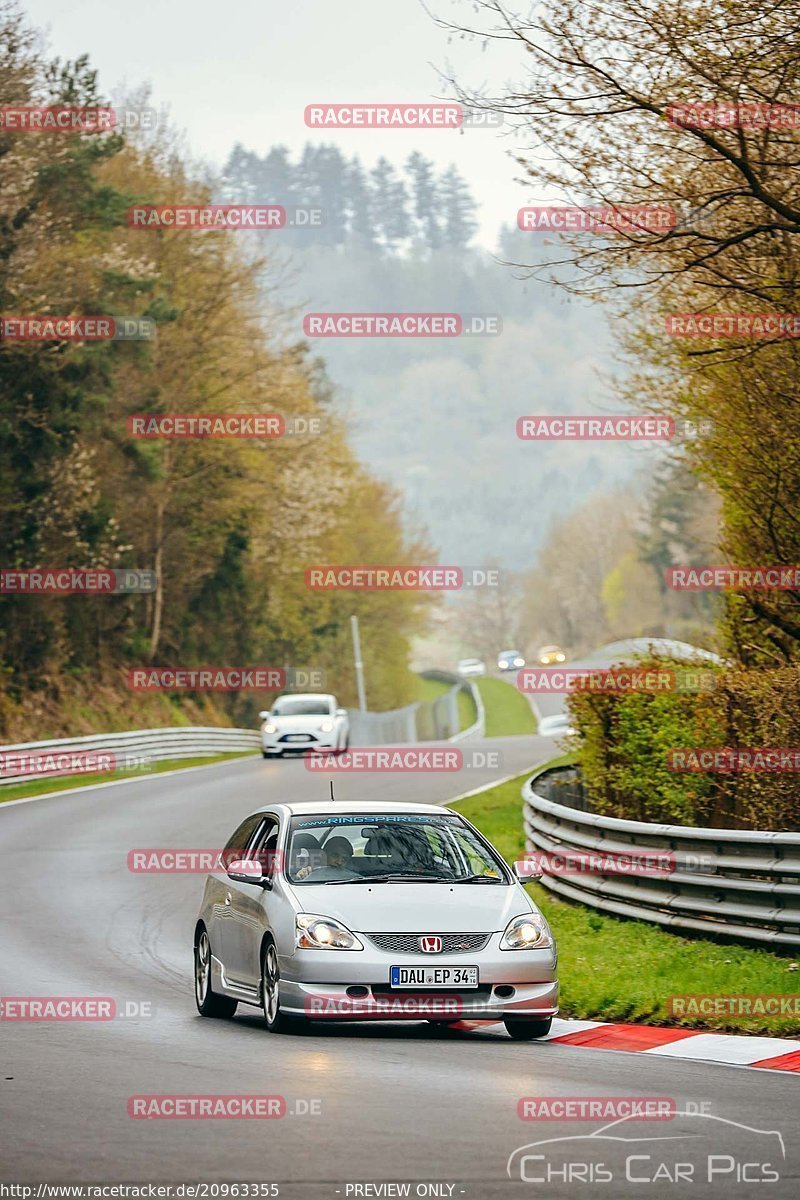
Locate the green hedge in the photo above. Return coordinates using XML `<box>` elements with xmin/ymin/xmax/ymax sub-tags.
<box><xmin>568</xmin><ymin>659</ymin><xmax>800</xmax><ymax>830</ymax></box>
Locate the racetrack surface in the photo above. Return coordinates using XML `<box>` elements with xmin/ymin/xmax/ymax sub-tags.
<box><xmin>2</xmin><ymin>739</ymin><xmax>798</xmax><ymax>1198</ymax></box>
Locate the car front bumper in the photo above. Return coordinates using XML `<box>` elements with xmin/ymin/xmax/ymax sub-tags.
<box><xmin>278</xmin><ymin>936</ymin><xmax>558</xmax><ymax>1021</ymax></box>
<box><xmin>262</xmin><ymin>735</ymin><xmax>340</xmax><ymax>753</ymax></box>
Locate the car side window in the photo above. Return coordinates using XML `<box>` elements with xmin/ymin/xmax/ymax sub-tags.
<box><xmin>222</xmin><ymin>813</ymin><xmax>265</xmax><ymax>866</ymax></box>
<box><xmin>250</xmin><ymin>818</ymin><xmax>280</xmax><ymax>876</ymax></box>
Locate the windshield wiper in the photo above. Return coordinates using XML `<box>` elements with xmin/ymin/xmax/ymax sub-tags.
<box><xmin>457</xmin><ymin>873</ymin><xmax>505</xmax><ymax>884</ymax></box>
<box><xmin>333</xmin><ymin>872</ymin><xmax>451</xmax><ymax>884</ymax></box>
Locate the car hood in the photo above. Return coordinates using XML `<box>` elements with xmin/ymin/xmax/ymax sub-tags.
<box><xmin>271</xmin><ymin>715</ymin><xmax>331</xmax><ymax>731</ymax></box>
<box><xmin>286</xmin><ymin>881</ymin><xmax>533</xmax><ymax>932</ymax></box>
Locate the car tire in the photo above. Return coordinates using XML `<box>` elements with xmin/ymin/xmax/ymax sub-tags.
<box><xmin>262</xmin><ymin>750</ymin><xmax>280</xmax><ymax>759</ymax></box>
<box><xmin>503</xmin><ymin>1017</ymin><xmax>552</xmax><ymax>1041</ymax></box>
<box><xmin>261</xmin><ymin>940</ymin><xmax>304</xmax><ymax>1034</ymax></box>
<box><xmin>337</xmin><ymin>735</ymin><xmax>349</xmax><ymax>756</ymax></box>
<box><xmin>194</xmin><ymin>928</ymin><xmax>238</xmax><ymax>1018</ymax></box>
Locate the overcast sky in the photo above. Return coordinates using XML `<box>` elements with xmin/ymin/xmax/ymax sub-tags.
<box><xmin>24</xmin><ymin>0</ymin><xmax>548</xmax><ymax>248</ymax></box>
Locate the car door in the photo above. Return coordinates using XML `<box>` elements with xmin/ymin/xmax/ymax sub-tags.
<box><xmin>211</xmin><ymin>813</ymin><xmax>266</xmax><ymax>980</ymax></box>
<box><xmin>221</xmin><ymin>815</ymin><xmax>279</xmax><ymax>988</ymax></box>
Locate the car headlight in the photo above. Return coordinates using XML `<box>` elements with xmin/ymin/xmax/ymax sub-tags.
<box><xmin>500</xmin><ymin>913</ymin><xmax>553</xmax><ymax>950</ymax></box>
<box><xmin>296</xmin><ymin>913</ymin><xmax>363</xmax><ymax>951</ymax></box>
<box><xmin>263</xmin><ymin>722</ymin><xmax>277</xmax><ymax>734</ymax></box>
<box><xmin>514</xmin><ymin>657</ymin><xmax>524</xmax><ymax>666</ymax></box>
<box><xmin>319</xmin><ymin>719</ymin><xmax>334</xmax><ymax>733</ymax></box>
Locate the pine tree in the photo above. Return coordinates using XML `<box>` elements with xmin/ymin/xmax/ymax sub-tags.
<box><xmin>405</xmin><ymin>151</ymin><xmax>442</xmax><ymax>248</ymax></box>
<box><xmin>369</xmin><ymin>157</ymin><xmax>411</xmax><ymax>250</ymax></box>
<box><xmin>439</xmin><ymin>165</ymin><xmax>478</xmax><ymax>248</ymax></box>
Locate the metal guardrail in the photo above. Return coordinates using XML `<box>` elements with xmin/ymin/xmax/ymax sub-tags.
<box><xmin>523</xmin><ymin>763</ymin><xmax>800</xmax><ymax>947</ymax></box>
<box><xmin>0</xmin><ymin>726</ymin><xmax>260</xmax><ymax>786</ymax></box>
<box><xmin>347</xmin><ymin>672</ymin><xmax>484</xmax><ymax>746</ymax></box>
<box><xmin>449</xmin><ymin>681</ymin><xmax>485</xmax><ymax>743</ymax></box>
<box><xmin>345</xmin><ymin>705</ymin><xmax>420</xmax><ymax>747</ymax></box>
<box><xmin>0</xmin><ymin>671</ymin><xmax>485</xmax><ymax>785</ymax></box>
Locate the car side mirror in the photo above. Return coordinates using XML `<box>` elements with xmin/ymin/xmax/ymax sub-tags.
<box><xmin>258</xmin><ymin>710</ymin><xmax>270</xmax><ymax>721</ymax></box>
<box><xmin>227</xmin><ymin>859</ymin><xmax>271</xmax><ymax>888</ymax></box>
<box><xmin>513</xmin><ymin>858</ymin><xmax>543</xmax><ymax>881</ymax></box>
<box><xmin>336</xmin><ymin>708</ymin><xmax>347</xmax><ymax>718</ymax></box>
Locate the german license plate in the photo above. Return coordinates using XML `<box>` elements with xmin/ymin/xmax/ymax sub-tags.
<box><xmin>284</xmin><ymin>734</ymin><xmax>312</xmax><ymax>742</ymax></box>
<box><xmin>390</xmin><ymin>965</ymin><xmax>479</xmax><ymax>988</ymax></box>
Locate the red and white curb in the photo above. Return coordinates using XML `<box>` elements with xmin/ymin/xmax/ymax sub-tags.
<box><xmin>453</xmin><ymin>1016</ymin><xmax>800</xmax><ymax>1072</ymax></box>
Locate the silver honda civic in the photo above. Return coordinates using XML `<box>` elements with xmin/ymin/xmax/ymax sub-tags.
<box><xmin>194</xmin><ymin>800</ymin><xmax>558</xmax><ymax>1040</ymax></box>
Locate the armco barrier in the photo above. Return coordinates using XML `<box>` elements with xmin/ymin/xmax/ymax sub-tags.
<box><xmin>0</xmin><ymin>726</ymin><xmax>260</xmax><ymax>786</ymax></box>
<box><xmin>346</xmin><ymin>672</ymin><xmax>484</xmax><ymax>746</ymax></box>
<box><xmin>523</xmin><ymin>763</ymin><xmax>800</xmax><ymax>947</ymax></box>
<box><xmin>1</xmin><ymin>672</ymin><xmax>486</xmax><ymax>785</ymax></box>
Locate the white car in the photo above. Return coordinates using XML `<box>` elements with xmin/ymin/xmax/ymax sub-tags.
<box><xmin>538</xmin><ymin>712</ymin><xmax>576</xmax><ymax>739</ymax></box>
<box><xmin>194</xmin><ymin>799</ymin><xmax>558</xmax><ymax>1040</ymax></box>
<box><xmin>457</xmin><ymin>658</ymin><xmax>486</xmax><ymax>678</ymax></box>
<box><xmin>259</xmin><ymin>693</ymin><xmax>349</xmax><ymax>758</ymax></box>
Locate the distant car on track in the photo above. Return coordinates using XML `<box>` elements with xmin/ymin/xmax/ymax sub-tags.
<box><xmin>259</xmin><ymin>693</ymin><xmax>349</xmax><ymax>758</ymax></box>
<box><xmin>537</xmin><ymin>645</ymin><xmax>567</xmax><ymax>665</ymax></box>
<box><xmin>537</xmin><ymin>712</ymin><xmax>576</xmax><ymax>739</ymax></box>
<box><xmin>497</xmin><ymin>649</ymin><xmax>525</xmax><ymax>671</ymax></box>
<box><xmin>194</xmin><ymin>799</ymin><xmax>558</xmax><ymax>1040</ymax></box>
<box><xmin>457</xmin><ymin>657</ymin><xmax>486</xmax><ymax>677</ymax></box>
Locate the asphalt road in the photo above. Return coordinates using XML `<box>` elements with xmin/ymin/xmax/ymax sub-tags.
<box><xmin>1</xmin><ymin>739</ymin><xmax>798</xmax><ymax>1198</ymax></box>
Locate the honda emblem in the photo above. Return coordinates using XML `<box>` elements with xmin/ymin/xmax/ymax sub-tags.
<box><xmin>419</xmin><ymin>936</ymin><xmax>442</xmax><ymax>953</ymax></box>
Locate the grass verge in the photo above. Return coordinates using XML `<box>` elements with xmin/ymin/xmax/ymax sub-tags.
<box><xmin>414</xmin><ymin>676</ymin><xmax>477</xmax><ymax>735</ymax></box>
<box><xmin>474</xmin><ymin>676</ymin><xmax>537</xmax><ymax>737</ymax></box>
<box><xmin>452</xmin><ymin>772</ymin><xmax>800</xmax><ymax>1037</ymax></box>
<box><xmin>0</xmin><ymin>751</ymin><xmax>257</xmax><ymax>805</ymax></box>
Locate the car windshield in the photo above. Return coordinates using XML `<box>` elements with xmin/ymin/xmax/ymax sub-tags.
<box><xmin>285</xmin><ymin>813</ymin><xmax>508</xmax><ymax>884</ymax></box>
<box><xmin>272</xmin><ymin>698</ymin><xmax>331</xmax><ymax>716</ymax></box>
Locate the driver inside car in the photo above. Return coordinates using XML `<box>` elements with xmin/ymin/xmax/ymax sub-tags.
<box><xmin>296</xmin><ymin>835</ymin><xmax>356</xmax><ymax>881</ymax></box>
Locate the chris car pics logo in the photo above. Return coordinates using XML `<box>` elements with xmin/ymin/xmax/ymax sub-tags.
<box><xmin>508</xmin><ymin>1112</ymin><xmax>785</xmax><ymax>1185</ymax></box>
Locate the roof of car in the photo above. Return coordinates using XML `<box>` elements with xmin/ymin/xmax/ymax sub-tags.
<box><xmin>273</xmin><ymin>693</ymin><xmax>336</xmax><ymax>702</ymax></box>
<box><xmin>250</xmin><ymin>799</ymin><xmax>456</xmax><ymax>817</ymax></box>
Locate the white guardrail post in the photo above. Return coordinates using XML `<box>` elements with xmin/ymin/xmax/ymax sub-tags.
<box><xmin>523</xmin><ymin>763</ymin><xmax>800</xmax><ymax>948</ymax></box>
<box><xmin>0</xmin><ymin>726</ymin><xmax>261</xmax><ymax>786</ymax></box>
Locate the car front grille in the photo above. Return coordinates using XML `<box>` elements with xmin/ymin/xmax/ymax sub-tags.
<box><xmin>365</xmin><ymin>932</ymin><xmax>491</xmax><ymax>955</ymax></box>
